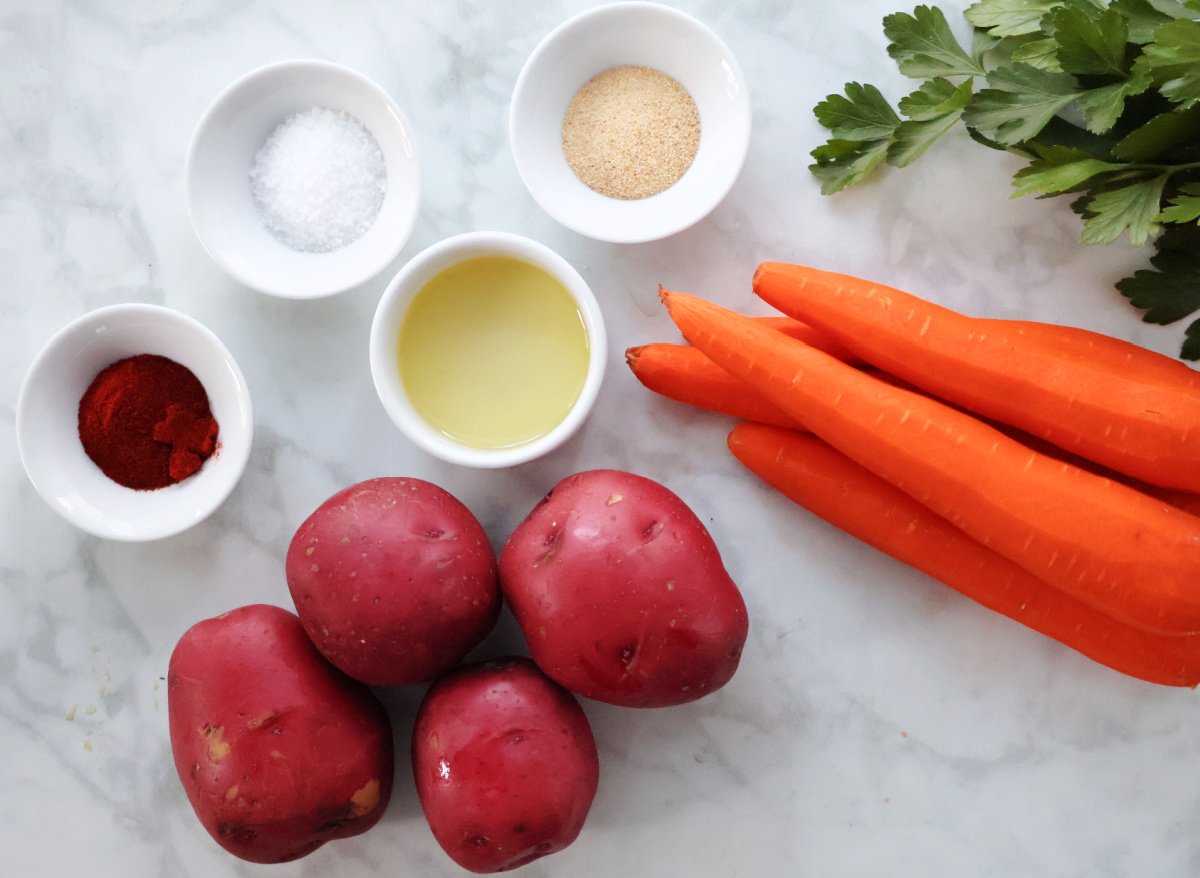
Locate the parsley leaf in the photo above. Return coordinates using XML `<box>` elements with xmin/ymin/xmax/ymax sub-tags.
<box><xmin>1076</xmin><ymin>62</ymin><xmax>1154</xmax><ymax>132</ymax></box>
<box><xmin>898</xmin><ymin>76</ymin><xmax>976</xmax><ymax>119</ymax></box>
<box><xmin>1183</xmin><ymin>319</ymin><xmax>1200</xmax><ymax>360</ymax></box>
<box><xmin>965</xmin><ymin>0</ymin><xmax>1061</xmax><ymax>37</ymax></box>
<box><xmin>1030</xmin><ymin>115</ymin><xmax>1122</xmax><ymax>157</ymax></box>
<box><xmin>1118</xmin><ymin>269</ymin><xmax>1200</xmax><ymax>324</ymax></box>
<box><xmin>885</xmin><ymin>6</ymin><xmax>987</xmax><ymax>77</ymax></box>
<box><xmin>1110</xmin><ymin>0</ymin><xmax>1177</xmax><ymax>44</ymax></box>
<box><xmin>1010</xmin><ymin>37</ymin><xmax>1065</xmax><ymax>71</ymax></box>
<box><xmin>964</xmin><ymin>64</ymin><xmax>1081</xmax><ymax>144</ymax></box>
<box><xmin>1103</xmin><ymin>213</ymin><xmax>1200</xmax><ymax>359</ymax></box>
<box><xmin>809</xmin><ymin>139</ymin><xmax>893</xmax><ymax>195</ymax></box>
<box><xmin>814</xmin><ymin>82</ymin><xmax>902</xmax><ymax>140</ymax></box>
<box><xmin>1143</xmin><ymin>20</ymin><xmax>1200</xmax><ymax>107</ymax></box>
<box><xmin>1152</xmin><ymin>0</ymin><xmax>1200</xmax><ymax>18</ymax></box>
<box><xmin>810</xmin><ymin>84</ymin><xmax>904</xmax><ymax>193</ymax></box>
<box><xmin>1158</xmin><ymin>182</ymin><xmax>1200</xmax><ymax>222</ymax></box>
<box><xmin>1046</xmin><ymin>4</ymin><xmax>1151</xmax><ymax>134</ymax></box>
<box><xmin>891</xmin><ymin>78</ymin><xmax>975</xmax><ymax>165</ymax></box>
<box><xmin>1080</xmin><ymin>174</ymin><xmax>1169</xmax><ymax>244</ymax></box>
<box><xmin>972</xmin><ymin>29</ymin><xmax>1005</xmax><ymax>65</ymax></box>
<box><xmin>1116</xmin><ymin>226</ymin><xmax>1200</xmax><ymax>331</ymax></box>
<box><xmin>1113</xmin><ymin>104</ymin><xmax>1200</xmax><ymax>159</ymax></box>
<box><xmin>1050</xmin><ymin>1</ymin><xmax>1131</xmax><ymax>76</ymax></box>
<box><xmin>1011</xmin><ymin>145</ymin><xmax>1125</xmax><ymax>196</ymax></box>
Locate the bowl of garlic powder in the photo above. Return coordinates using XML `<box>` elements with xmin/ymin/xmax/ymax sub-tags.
<box><xmin>509</xmin><ymin>2</ymin><xmax>750</xmax><ymax>244</ymax></box>
<box><xmin>187</xmin><ymin>60</ymin><xmax>420</xmax><ymax>298</ymax></box>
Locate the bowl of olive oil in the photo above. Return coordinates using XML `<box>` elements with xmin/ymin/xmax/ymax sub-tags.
<box><xmin>370</xmin><ymin>231</ymin><xmax>606</xmax><ymax>467</ymax></box>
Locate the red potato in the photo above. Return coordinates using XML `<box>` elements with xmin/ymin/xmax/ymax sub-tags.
<box><xmin>412</xmin><ymin>657</ymin><xmax>599</xmax><ymax>873</ymax></box>
<box><xmin>167</xmin><ymin>604</ymin><xmax>393</xmax><ymax>864</ymax></box>
<box><xmin>286</xmin><ymin>477</ymin><xmax>500</xmax><ymax>685</ymax></box>
<box><xmin>500</xmin><ymin>469</ymin><xmax>749</xmax><ymax>708</ymax></box>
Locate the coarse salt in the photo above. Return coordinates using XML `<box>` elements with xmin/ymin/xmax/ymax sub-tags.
<box><xmin>250</xmin><ymin>107</ymin><xmax>387</xmax><ymax>253</ymax></box>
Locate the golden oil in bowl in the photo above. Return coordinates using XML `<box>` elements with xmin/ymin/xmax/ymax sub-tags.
<box><xmin>397</xmin><ymin>255</ymin><xmax>590</xmax><ymax>449</ymax></box>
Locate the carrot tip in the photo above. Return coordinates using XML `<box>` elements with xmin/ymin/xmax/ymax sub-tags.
<box><xmin>625</xmin><ymin>346</ymin><xmax>643</xmax><ymax>369</ymax></box>
<box><xmin>659</xmin><ymin>287</ymin><xmax>690</xmax><ymax>315</ymax></box>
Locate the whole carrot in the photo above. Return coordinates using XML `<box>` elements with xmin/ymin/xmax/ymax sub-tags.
<box><xmin>627</xmin><ymin>336</ymin><xmax>1200</xmax><ymax>519</ymax></box>
<box><xmin>752</xmin><ymin>262</ymin><xmax>1200</xmax><ymax>492</ymax></box>
<box><xmin>728</xmin><ymin>423</ymin><xmax>1200</xmax><ymax>687</ymax></box>
<box><xmin>625</xmin><ymin>313</ymin><xmax>858</xmax><ymax>428</ymax></box>
<box><xmin>660</xmin><ymin>288</ymin><xmax>1200</xmax><ymax>636</ymax></box>
<box><xmin>757</xmin><ymin>264</ymin><xmax>1200</xmax><ymax>386</ymax></box>
<box><xmin>626</xmin><ymin>343</ymin><xmax>799</xmax><ymax>429</ymax></box>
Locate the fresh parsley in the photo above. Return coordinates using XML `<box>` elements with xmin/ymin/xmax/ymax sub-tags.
<box><xmin>811</xmin><ymin>1</ymin><xmax>1200</xmax><ymax>359</ymax></box>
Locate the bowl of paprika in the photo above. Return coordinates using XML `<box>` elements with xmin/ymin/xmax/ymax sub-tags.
<box><xmin>16</xmin><ymin>304</ymin><xmax>253</xmax><ymax>541</ymax></box>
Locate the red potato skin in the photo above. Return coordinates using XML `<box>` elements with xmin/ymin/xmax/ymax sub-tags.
<box><xmin>286</xmin><ymin>477</ymin><xmax>500</xmax><ymax>685</ymax></box>
<box><xmin>500</xmin><ymin>470</ymin><xmax>749</xmax><ymax>708</ymax></box>
<box><xmin>412</xmin><ymin>657</ymin><xmax>600</xmax><ymax>873</ymax></box>
<box><xmin>167</xmin><ymin>604</ymin><xmax>393</xmax><ymax>864</ymax></box>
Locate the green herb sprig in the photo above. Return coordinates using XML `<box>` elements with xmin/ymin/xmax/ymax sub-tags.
<box><xmin>811</xmin><ymin>0</ymin><xmax>1200</xmax><ymax>359</ymax></box>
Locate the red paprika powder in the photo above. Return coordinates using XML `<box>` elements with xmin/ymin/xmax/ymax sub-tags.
<box><xmin>78</xmin><ymin>354</ymin><xmax>220</xmax><ymax>490</ymax></box>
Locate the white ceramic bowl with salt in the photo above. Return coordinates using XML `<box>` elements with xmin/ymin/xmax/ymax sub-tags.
<box><xmin>187</xmin><ymin>60</ymin><xmax>420</xmax><ymax>299</ymax></box>
<box><xmin>509</xmin><ymin>2</ymin><xmax>751</xmax><ymax>244</ymax></box>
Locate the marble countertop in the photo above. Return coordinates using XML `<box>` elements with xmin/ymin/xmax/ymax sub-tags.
<box><xmin>4</xmin><ymin>1</ymin><xmax>1198</xmax><ymax>875</ymax></box>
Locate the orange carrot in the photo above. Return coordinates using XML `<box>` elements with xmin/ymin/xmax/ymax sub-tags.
<box><xmin>979</xmin><ymin>318</ymin><xmax>1200</xmax><ymax>389</ymax></box>
<box><xmin>666</xmin><ymin>314</ymin><xmax>860</xmax><ymax>360</ymax></box>
<box><xmin>1151</xmin><ymin>489</ymin><xmax>1200</xmax><ymax>518</ymax></box>
<box><xmin>626</xmin><ymin>343</ymin><xmax>798</xmax><ymax>429</ymax></box>
<box><xmin>624</xmin><ymin>315</ymin><xmax>859</xmax><ymax>428</ymax></box>
<box><xmin>750</xmin><ymin>317</ymin><xmax>860</xmax><ymax>361</ymax></box>
<box><xmin>727</xmin><ymin>422</ymin><xmax>1200</xmax><ymax>687</ymax></box>
<box><xmin>628</xmin><ymin>336</ymin><xmax>1200</xmax><ymax>519</ymax></box>
<box><xmin>660</xmin><ymin>287</ymin><xmax>1200</xmax><ymax>636</ymax></box>
<box><xmin>752</xmin><ymin>263</ymin><xmax>1200</xmax><ymax>492</ymax></box>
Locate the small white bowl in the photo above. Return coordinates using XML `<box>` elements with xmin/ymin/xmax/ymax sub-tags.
<box><xmin>509</xmin><ymin>1</ymin><xmax>751</xmax><ymax>244</ymax></box>
<box><xmin>186</xmin><ymin>59</ymin><xmax>420</xmax><ymax>298</ymax></box>
<box><xmin>370</xmin><ymin>232</ymin><xmax>606</xmax><ymax>468</ymax></box>
<box><xmin>16</xmin><ymin>305</ymin><xmax>254</xmax><ymax>541</ymax></box>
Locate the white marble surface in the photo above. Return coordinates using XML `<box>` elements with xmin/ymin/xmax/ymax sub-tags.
<box><xmin>4</xmin><ymin>1</ymin><xmax>1199</xmax><ymax>875</ymax></box>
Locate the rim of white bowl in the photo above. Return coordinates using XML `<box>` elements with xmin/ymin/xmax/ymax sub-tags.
<box><xmin>369</xmin><ymin>231</ymin><xmax>607</xmax><ymax>468</ymax></box>
<box><xmin>185</xmin><ymin>58</ymin><xmax>421</xmax><ymax>299</ymax></box>
<box><xmin>509</xmin><ymin>1</ymin><xmax>751</xmax><ymax>244</ymax></box>
<box><xmin>15</xmin><ymin>303</ymin><xmax>254</xmax><ymax>541</ymax></box>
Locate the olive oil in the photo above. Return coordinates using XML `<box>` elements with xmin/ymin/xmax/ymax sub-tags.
<box><xmin>398</xmin><ymin>256</ymin><xmax>590</xmax><ymax>449</ymax></box>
